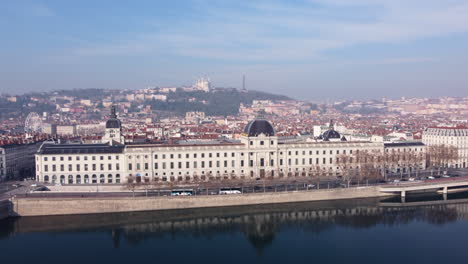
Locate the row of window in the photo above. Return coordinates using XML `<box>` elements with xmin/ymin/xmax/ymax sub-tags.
<box><xmin>43</xmin><ymin>163</ymin><xmax>120</xmax><ymax>172</ymax></box>
<box><xmin>43</xmin><ymin>155</ymin><xmax>120</xmax><ymax>162</ymax></box>
<box><xmin>43</xmin><ymin>174</ymin><xmax>121</xmax><ymax>184</ymax></box>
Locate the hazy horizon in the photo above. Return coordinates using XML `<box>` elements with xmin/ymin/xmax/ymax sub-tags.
<box><xmin>2</xmin><ymin>0</ymin><xmax>468</xmax><ymax>100</ymax></box>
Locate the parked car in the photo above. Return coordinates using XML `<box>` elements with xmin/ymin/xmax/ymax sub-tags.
<box><xmin>428</xmin><ymin>176</ymin><xmax>435</xmax><ymax>180</ymax></box>
<box><xmin>408</xmin><ymin>178</ymin><xmax>416</xmax><ymax>182</ymax></box>
<box><xmin>307</xmin><ymin>184</ymin><xmax>315</xmax><ymax>189</ymax></box>
<box><xmin>442</xmin><ymin>175</ymin><xmax>451</xmax><ymax>178</ymax></box>
<box><xmin>393</xmin><ymin>179</ymin><xmax>400</xmax><ymax>183</ymax></box>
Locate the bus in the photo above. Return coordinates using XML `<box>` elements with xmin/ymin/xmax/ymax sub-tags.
<box><xmin>219</xmin><ymin>188</ymin><xmax>242</xmax><ymax>195</ymax></box>
<box><xmin>171</xmin><ymin>189</ymin><xmax>193</xmax><ymax>196</ymax></box>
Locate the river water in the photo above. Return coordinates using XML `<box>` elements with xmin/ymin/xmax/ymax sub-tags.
<box><xmin>2</xmin><ymin>193</ymin><xmax>468</xmax><ymax>264</ymax></box>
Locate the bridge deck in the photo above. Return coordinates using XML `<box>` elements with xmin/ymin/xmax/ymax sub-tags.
<box><xmin>380</xmin><ymin>176</ymin><xmax>468</xmax><ymax>192</ymax></box>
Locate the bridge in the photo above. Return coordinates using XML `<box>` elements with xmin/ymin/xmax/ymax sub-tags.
<box><xmin>380</xmin><ymin>176</ymin><xmax>468</xmax><ymax>199</ymax></box>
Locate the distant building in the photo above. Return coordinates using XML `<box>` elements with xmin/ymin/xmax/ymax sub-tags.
<box><xmin>423</xmin><ymin>126</ymin><xmax>468</xmax><ymax>168</ymax></box>
<box><xmin>0</xmin><ymin>142</ymin><xmax>42</xmax><ymax>182</ymax></box>
<box><xmin>193</xmin><ymin>78</ymin><xmax>210</xmax><ymax>92</ymax></box>
<box><xmin>56</xmin><ymin>125</ymin><xmax>77</xmax><ymax>136</ymax></box>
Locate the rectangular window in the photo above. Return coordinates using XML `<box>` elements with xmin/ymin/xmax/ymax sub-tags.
<box><xmin>280</xmin><ymin>159</ymin><xmax>283</xmax><ymax>166</ymax></box>
<box><xmin>155</xmin><ymin>163</ymin><xmax>158</xmax><ymax>169</ymax></box>
<box><xmin>68</xmin><ymin>164</ymin><xmax>72</xmax><ymax>171</ymax></box>
<box><xmin>76</xmin><ymin>164</ymin><xmax>80</xmax><ymax>171</ymax></box>
<box><xmin>260</xmin><ymin>158</ymin><xmax>264</xmax><ymax>166</ymax></box>
<box><xmin>84</xmin><ymin>164</ymin><xmax>88</xmax><ymax>171</ymax></box>
<box><xmin>60</xmin><ymin>164</ymin><xmax>64</xmax><ymax>171</ymax></box>
<box><xmin>108</xmin><ymin>164</ymin><xmax>112</xmax><ymax>170</ymax></box>
<box><xmin>241</xmin><ymin>160</ymin><xmax>244</xmax><ymax>167</ymax></box>
<box><xmin>178</xmin><ymin>162</ymin><xmax>182</xmax><ymax>169</ymax></box>
<box><xmin>194</xmin><ymin>161</ymin><xmax>197</xmax><ymax>168</ymax></box>
<box><xmin>162</xmin><ymin>162</ymin><xmax>166</xmax><ymax>169</ymax></box>
<box><xmin>44</xmin><ymin>165</ymin><xmax>48</xmax><ymax>172</ymax></box>
<box><xmin>52</xmin><ymin>164</ymin><xmax>56</xmax><ymax>171</ymax></box>
<box><xmin>270</xmin><ymin>159</ymin><xmax>274</xmax><ymax>166</ymax></box>
<box><xmin>145</xmin><ymin>163</ymin><xmax>149</xmax><ymax>170</ymax></box>
<box><xmin>116</xmin><ymin>164</ymin><xmax>120</xmax><ymax>170</ymax></box>
<box><xmin>202</xmin><ymin>161</ymin><xmax>205</xmax><ymax>168</ymax></box>
<box><xmin>170</xmin><ymin>162</ymin><xmax>174</xmax><ymax>169</ymax></box>
<box><xmin>100</xmin><ymin>164</ymin><xmax>104</xmax><ymax>170</ymax></box>
<box><xmin>209</xmin><ymin>161</ymin><xmax>212</xmax><ymax>168</ymax></box>
<box><xmin>128</xmin><ymin>164</ymin><xmax>132</xmax><ymax>170</ymax></box>
<box><xmin>224</xmin><ymin>160</ymin><xmax>228</xmax><ymax>167</ymax></box>
<box><xmin>249</xmin><ymin>160</ymin><xmax>254</xmax><ymax>167</ymax></box>
<box><xmin>186</xmin><ymin>162</ymin><xmax>190</xmax><ymax>168</ymax></box>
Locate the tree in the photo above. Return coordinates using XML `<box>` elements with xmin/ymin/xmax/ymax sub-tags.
<box><xmin>336</xmin><ymin>153</ymin><xmax>354</xmax><ymax>187</ymax></box>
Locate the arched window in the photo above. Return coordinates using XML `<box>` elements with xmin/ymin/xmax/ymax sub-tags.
<box><xmin>60</xmin><ymin>175</ymin><xmax>65</xmax><ymax>184</ymax></box>
<box><xmin>92</xmin><ymin>174</ymin><xmax>97</xmax><ymax>183</ymax></box>
<box><xmin>115</xmin><ymin>174</ymin><xmax>121</xmax><ymax>183</ymax></box>
<box><xmin>107</xmin><ymin>174</ymin><xmax>113</xmax><ymax>183</ymax></box>
<box><xmin>76</xmin><ymin>175</ymin><xmax>81</xmax><ymax>184</ymax></box>
<box><xmin>100</xmin><ymin>174</ymin><xmax>105</xmax><ymax>183</ymax></box>
<box><xmin>84</xmin><ymin>174</ymin><xmax>89</xmax><ymax>184</ymax></box>
<box><xmin>68</xmin><ymin>175</ymin><xmax>73</xmax><ymax>184</ymax></box>
<box><xmin>44</xmin><ymin>175</ymin><xmax>49</xmax><ymax>183</ymax></box>
<box><xmin>52</xmin><ymin>175</ymin><xmax>57</xmax><ymax>184</ymax></box>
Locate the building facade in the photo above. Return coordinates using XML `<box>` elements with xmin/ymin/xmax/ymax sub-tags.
<box><xmin>35</xmin><ymin>114</ymin><xmax>427</xmax><ymax>185</ymax></box>
<box><xmin>0</xmin><ymin>142</ymin><xmax>43</xmax><ymax>182</ymax></box>
<box><xmin>423</xmin><ymin>126</ymin><xmax>468</xmax><ymax>168</ymax></box>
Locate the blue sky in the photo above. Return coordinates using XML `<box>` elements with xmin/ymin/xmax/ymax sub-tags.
<box><xmin>1</xmin><ymin>0</ymin><xmax>468</xmax><ymax>100</ymax></box>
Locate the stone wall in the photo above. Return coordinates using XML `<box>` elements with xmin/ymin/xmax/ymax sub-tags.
<box><xmin>13</xmin><ymin>186</ymin><xmax>393</xmax><ymax>217</ymax></box>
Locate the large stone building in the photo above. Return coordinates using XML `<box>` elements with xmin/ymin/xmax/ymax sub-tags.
<box><xmin>35</xmin><ymin>110</ymin><xmax>426</xmax><ymax>185</ymax></box>
<box><xmin>423</xmin><ymin>126</ymin><xmax>468</xmax><ymax>168</ymax></box>
<box><xmin>0</xmin><ymin>142</ymin><xmax>43</xmax><ymax>182</ymax></box>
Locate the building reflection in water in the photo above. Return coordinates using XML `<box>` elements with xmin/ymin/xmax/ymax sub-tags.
<box><xmin>1</xmin><ymin>198</ymin><xmax>467</xmax><ymax>252</ymax></box>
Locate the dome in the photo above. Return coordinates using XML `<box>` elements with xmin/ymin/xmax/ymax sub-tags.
<box><xmin>244</xmin><ymin>119</ymin><xmax>275</xmax><ymax>137</ymax></box>
<box><xmin>106</xmin><ymin>119</ymin><xmax>121</xmax><ymax>129</ymax></box>
<box><xmin>322</xmin><ymin>129</ymin><xmax>341</xmax><ymax>140</ymax></box>
<box><xmin>106</xmin><ymin>105</ymin><xmax>121</xmax><ymax>129</ymax></box>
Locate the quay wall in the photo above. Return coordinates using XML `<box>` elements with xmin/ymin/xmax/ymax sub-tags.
<box><xmin>0</xmin><ymin>199</ymin><xmax>11</xmax><ymax>220</ymax></box>
<box><xmin>12</xmin><ymin>186</ymin><xmax>393</xmax><ymax>217</ymax></box>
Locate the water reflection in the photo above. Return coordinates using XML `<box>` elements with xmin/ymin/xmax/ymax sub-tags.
<box><xmin>2</xmin><ymin>196</ymin><xmax>468</xmax><ymax>252</ymax></box>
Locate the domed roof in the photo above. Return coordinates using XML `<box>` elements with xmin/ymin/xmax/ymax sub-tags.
<box><xmin>106</xmin><ymin>105</ymin><xmax>121</xmax><ymax>129</ymax></box>
<box><xmin>244</xmin><ymin>119</ymin><xmax>275</xmax><ymax>137</ymax></box>
<box><xmin>106</xmin><ymin>119</ymin><xmax>121</xmax><ymax>129</ymax></box>
<box><xmin>322</xmin><ymin>129</ymin><xmax>341</xmax><ymax>140</ymax></box>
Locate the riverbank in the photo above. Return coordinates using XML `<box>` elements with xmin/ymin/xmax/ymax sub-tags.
<box><xmin>12</xmin><ymin>186</ymin><xmax>394</xmax><ymax>217</ymax></box>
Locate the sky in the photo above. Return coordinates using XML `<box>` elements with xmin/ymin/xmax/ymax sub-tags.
<box><xmin>1</xmin><ymin>0</ymin><xmax>468</xmax><ymax>100</ymax></box>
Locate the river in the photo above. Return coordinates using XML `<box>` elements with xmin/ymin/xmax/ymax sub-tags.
<box><xmin>2</xmin><ymin>193</ymin><xmax>468</xmax><ymax>264</ymax></box>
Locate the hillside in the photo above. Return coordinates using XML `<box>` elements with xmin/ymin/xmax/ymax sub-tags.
<box><xmin>143</xmin><ymin>88</ymin><xmax>293</xmax><ymax>116</ymax></box>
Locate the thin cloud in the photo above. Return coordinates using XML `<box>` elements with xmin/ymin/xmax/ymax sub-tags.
<box><xmin>60</xmin><ymin>0</ymin><xmax>468</xmax><ymax>63</ymax></box>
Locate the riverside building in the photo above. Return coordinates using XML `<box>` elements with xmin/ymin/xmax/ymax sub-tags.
<box><xmin>35</xmin><ymin>109</ymin><xmax>421</xmax><ymax>185</ymax></box>
<box><xmin>423</xmin><ymin>126</ymin><xmax>468</xmax><ymax>168</ymax></box>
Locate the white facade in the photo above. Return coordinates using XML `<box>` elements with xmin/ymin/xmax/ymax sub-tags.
<box><xmin>423</xmin><ymin>127</ymin><xmax>468</xmax><ymax>168</ymax></box>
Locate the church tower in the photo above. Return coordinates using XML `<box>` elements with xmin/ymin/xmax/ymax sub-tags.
<box><xmin>102</xmin><ymin>106</ymin><xmax>124</xmax><ymax>145</ymax></box>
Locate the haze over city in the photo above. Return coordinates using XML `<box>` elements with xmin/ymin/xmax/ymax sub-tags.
<box><xmin>2</xmin><ymin>0</ymin><xmax>468</xmax><ymax>99</ymax></box>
